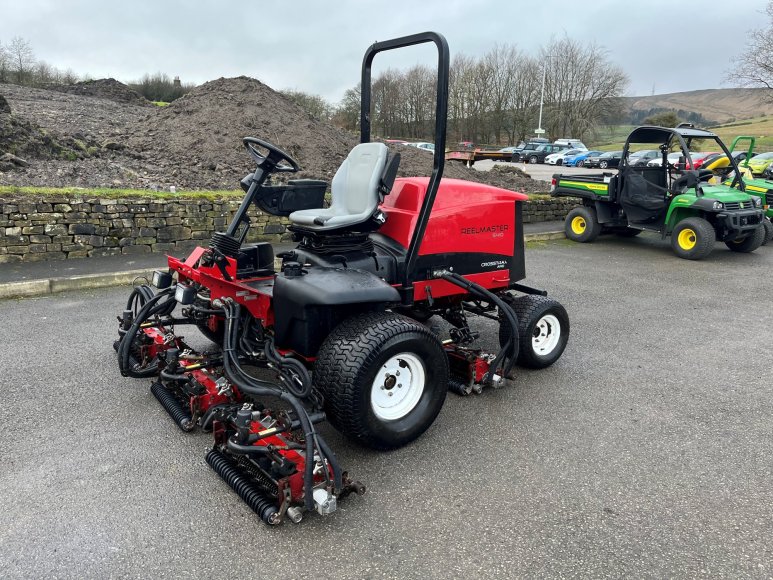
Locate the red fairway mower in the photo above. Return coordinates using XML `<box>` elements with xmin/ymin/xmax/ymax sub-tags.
<box><xmin>114</xmin><ymin>32</ymin><xmax>569</xmax><ymax>525</ymax></box>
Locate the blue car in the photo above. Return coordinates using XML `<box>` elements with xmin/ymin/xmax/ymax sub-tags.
<box><xmin>564</xmin><ymin>150</ymin><xmax>603</xmax><ymax>167</ymax></box>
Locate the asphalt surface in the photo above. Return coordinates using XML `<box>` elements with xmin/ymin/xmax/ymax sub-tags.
<box><xmin>1</xmin><ymin>235</ymin><xmax>771</xmax><ymax>578</ymax></box>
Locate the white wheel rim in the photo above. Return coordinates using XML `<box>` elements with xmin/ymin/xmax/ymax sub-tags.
<box><xmin>532</xmin><ymin>314</ymin><xmax>561</xmax><ymax>356</ymax></box>
<box><xmin>370</xmin><ymin>353</ymin><xmax>425</xmax><ymax>421</ymax></box>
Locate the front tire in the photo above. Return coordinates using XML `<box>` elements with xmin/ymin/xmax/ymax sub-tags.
<box><xmin>314</xmin><ymin>312</ymin><xmax>449</xmax><ymax>450</ymax></box>
<box><xmin>599</xmin><ymin>160</ymin><xmax>609</xmax><ymax>169</ymax></box>
<box><xmin>671</xmin><ymin>217</ymin><xmax>715</xmax><ymax>260</ymax></box>
<box><xmin>565</xmin><ymin>206</ymin><xmax>602</xmax><ymax>243</ymax></box>
<box><xmin>499</xmin><ymin>295</ymin><xmax>569</xmax><ymax>369</ymax></box>
<box><xmin>761</xmin><ymin>219</ymin><xmax>773</xmax><ymax>246</ymax></box>
<box><xmin>725</xmin><ymin>224</ymin><xmax>765</xmax><ymax>253</ymax></box>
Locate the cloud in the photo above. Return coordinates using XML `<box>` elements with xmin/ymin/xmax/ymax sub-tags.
<box><xmin>0</xmin><ymin>0</ymin><xmax>766</xmax><ymax>102</ymax></box>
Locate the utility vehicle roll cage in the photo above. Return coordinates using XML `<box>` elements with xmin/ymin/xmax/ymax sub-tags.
<box><xmin>622</xmin><ymin>125</ymin><xmax>745</xmax><ymax>192</ymax></box>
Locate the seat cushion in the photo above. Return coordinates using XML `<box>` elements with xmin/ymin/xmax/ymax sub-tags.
<box><xmin>289</xmin><ymin>142</ymin><xmax>388</xmax><ymax>231</ymax></box>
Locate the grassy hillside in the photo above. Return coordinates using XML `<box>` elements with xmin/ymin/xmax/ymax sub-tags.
<box><xmin>589</xmin><ymin>117</ymin><xmax>772</xmax><ymax>153</ymax></box>
<box><xmin>621</xmin><ymin>88</ymin><xmax>773</xmax><ymax>124</ymax></box>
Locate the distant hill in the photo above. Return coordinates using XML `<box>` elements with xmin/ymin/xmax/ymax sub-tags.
<box><xmin>622</xmin><ymin>88</ymin><xmax>773</xmax><ymax>124</ymax></box>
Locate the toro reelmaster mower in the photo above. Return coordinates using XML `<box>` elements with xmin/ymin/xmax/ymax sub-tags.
<box><xmin>114</xmin><ymin>32</ymin><xmax>569</xmax><ymax>525</ymax></box>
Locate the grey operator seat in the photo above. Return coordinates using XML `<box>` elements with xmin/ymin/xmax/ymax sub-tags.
<box><xmin>289</xmin><ymin>142</ymin><xmax>389</xmax><ymax>231</ymax></box>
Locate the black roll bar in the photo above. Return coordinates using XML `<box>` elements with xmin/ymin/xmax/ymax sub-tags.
<box><xmin>360</xmin><ymin>32</ymin><xmax>450</xmax><ymax>302</ymax></box>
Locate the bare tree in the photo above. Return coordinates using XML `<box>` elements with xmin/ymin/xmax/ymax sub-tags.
<box><xmin>542</xmin><ymin>37</ymin><xmax>628</xmax><ymax>141</ymax></box>
<box><xmin>726</xmin><ymin>0</ymin><xmax>773</xmax><ymax>100</ymax></box>
<box><xmin>507</xmin><ymin>55</ymin><xmax>541</xmax><ymax>143</ymax></box>
<box><xmin>280</xmin><ymin>89</ymin><xmax>334</xmax><ymax>121</ymax></box>
<box><xmin>7</xmin><ymin>36</ymin><xmax>36</xmax><ymax>85</ymax></box>
<box><xmin>0</xmin><ymin>40</ymin><xmax>9</xmax><ymax>83</ymax></box>
<box><xmin>333</xmin><ymin>84</ymin><xmax>361</xmax><ymax>132</ymax></box>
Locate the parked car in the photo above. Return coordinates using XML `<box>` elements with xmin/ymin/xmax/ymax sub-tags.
<box><xmin>545</xmin><ymin>148</ymin><xmax>584</xmax><ymax>166</ymax></box>
<box><xmin>517</xmin><ymin>143</ymin><xmax>571</xmax><ymax>164</ymax></box>
<box><xmin>554</xmin><ymin>138</ymin><xmax>588</xmax><ymax>150</ymax></box>
<box><xmin>509</xmin><ymin>139</ymin><xmax>550</xmax><ymax>162</ymax></box>
<box><xmin>627</xmin><ymin>149</ymin><xmax>660</xmax><ymax>167</ymax></box>
<box><xmin>647</xmin><ymin>152</ymin><xmax>682</xmax><ymax>167</ymax></box>
<box><xmin>564</xmin><ymin>150</ymin><xmax>603</xmax><ymax>167</ymax></box>
<box><xmin>409</xmin><ymin>142</ymin><xmax>435</xmax><ymax>152</ymax></box>
<box><xmin>746</xmin><ymin>152</ymin><xmax>773</xmax><ymax>175</ymax></box>
<box><xmin>583</xmin><ymin>151</ymin><xmax>623</xmax><ymax>169</ymax></box>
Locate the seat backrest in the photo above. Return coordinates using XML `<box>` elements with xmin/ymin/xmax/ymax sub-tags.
<box><xmin>330</xmin><ymin>143</ymin><xmax>389</xmax><ymax>215</ymax></box>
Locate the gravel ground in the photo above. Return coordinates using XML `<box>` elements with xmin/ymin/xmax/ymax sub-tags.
<box><xmin>0</xmin><ymin>237</ymin><xmax>771</xmax><ymax>578</ymax></box>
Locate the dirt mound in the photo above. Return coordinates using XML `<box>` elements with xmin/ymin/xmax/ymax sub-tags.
<box><xmin>49</xmin><ymin>78</ymin><xmax>150</xmax><ymax>107</ymax></box>
<box><xmin>0</xmin><ymin>76</ymin><xmax>546</xmax><ymax>194</ymax></box>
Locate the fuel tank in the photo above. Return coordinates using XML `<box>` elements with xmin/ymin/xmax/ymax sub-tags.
<box><xmin>379</xmin><ymin>177</ymin><xmax>528</xmax><ymax>282</ymax></box>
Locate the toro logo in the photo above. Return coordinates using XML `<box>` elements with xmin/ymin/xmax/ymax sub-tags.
<box><xmin>460</xmin><ymin>224</ymin><xmax>509</xmax><ymax>237</ymax></box>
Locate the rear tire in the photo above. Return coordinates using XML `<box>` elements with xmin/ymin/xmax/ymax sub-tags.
<box><xmin>671</xmin><ymin>217</ymin><xmax>715</xmax><ymax>260</ymax></box>
<box><xmin>314</xmin><ymin>312</ymin><xmax>449</xmax><ymax>450</ymax></box>
<box><xmin>499</xmin><ymin>295</ymin><xmax>569</xmax><ymax>369</ymax></box>
<box><xmin>762</xmin><ymin>219</ymin><xmax>773</xmax><ymax>246</ymax></box>
<box><xmin>725</xmin><ymin>224</ymin><xmax>765</xmax><ymax>253</ymax></box>
<box><xmin>529</xmin><ymin>155</ymin><xmax>538</xmax><ymax>164</ymax></box>
<box><xmin>565</xmin><ymin>206</ymin><xmax>602</xmax><ymax>243</ymax></box>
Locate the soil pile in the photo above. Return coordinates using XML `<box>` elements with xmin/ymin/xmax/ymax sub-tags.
<box><xmin>0</xmin><ymin>76</ymin><xmax>546</xmax><ymax>194</ymax></box>
<box><xmin>49</xmin><ymin>78</ymin><xmax>151</xmax><ymax>107</ymax></box>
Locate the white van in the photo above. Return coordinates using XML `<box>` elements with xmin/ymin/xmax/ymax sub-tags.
<box><xmin>554</xmin><ymin>138</ymin><xmax>587</xmax><ymax>150</ymax></box>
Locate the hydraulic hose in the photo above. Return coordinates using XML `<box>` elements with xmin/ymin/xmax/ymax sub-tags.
<box><xmin>440</xmin><ymin>272</ymin><xmax>519</xmax><ymax>381</ymax></box>
<box><xmin>117</xmin><ymin>288</ymin><xmax>176</xmax><ymax>378</ymax></box>
<box><xmin>219</xmin><ymin>300</ymin><xmax>316</xmax><ymax>510</ymax></box>
<box><xmin>218</xmin><ymin>300</ymin><xmax>341</xmax><ymax>509</ymax></box>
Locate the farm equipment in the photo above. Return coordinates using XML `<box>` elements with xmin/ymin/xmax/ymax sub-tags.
<box><xmin>551</xmin><ymin>125</ymin><xmax>766</xmax><ymax>260</ymax></box>
<box><xmin>113</xmin><ymin>32</ymin><xmax>569</xmax><ymax>525</ymax></box>
<box><xmin>715</xmin><ymin>136</ymin><xmax>773</xmax><ymax>244</ymax></box>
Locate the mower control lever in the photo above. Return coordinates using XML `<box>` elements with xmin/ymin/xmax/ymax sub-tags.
<box><xmin>242</xmin><ymin>137</ymin><xmax>300</xmax><ymax>174</ymax></box>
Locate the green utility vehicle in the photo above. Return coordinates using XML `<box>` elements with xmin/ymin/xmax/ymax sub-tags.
<box><xmin>551</xmin><ymin>125</ymin><xmax>766</xmax><ymax>260</ymax></box>
<box><xmin>716</xmin><ymin>136</ymin><xmax>773</xmax><ymax>244</ymax></box>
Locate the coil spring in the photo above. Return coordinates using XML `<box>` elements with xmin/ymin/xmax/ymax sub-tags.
<box><xmin>210</xmin><ymin>232</ymin><xmax>241</xmax><ymax>258</ymax></box>
<box><xmin>151</xmin><ymin>382</ymin><xmax>194</xmax><ymax>431</ymax></box>
<box><xmin>205</xmin><ymin>449</ymin><xmax>280</xmax><ymax>525</ymax></box>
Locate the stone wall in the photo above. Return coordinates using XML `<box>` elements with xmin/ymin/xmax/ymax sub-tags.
<box><xmin>0</xmin><ymin>194</ymin><xmax>579</xmax><ymax>264</ymax></box>
<box><xmin>521</xmin><ymin>197</ymin><xmax>580</xmax><ymax>223</ymax></box>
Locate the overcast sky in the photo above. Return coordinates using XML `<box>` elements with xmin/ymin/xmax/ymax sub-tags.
<box><xmin>1</xmin><ymin>0</ymin><xmax>768</xmax><ymax>102</ymax></box>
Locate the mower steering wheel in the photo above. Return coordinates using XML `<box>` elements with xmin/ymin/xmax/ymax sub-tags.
<box><xmin>242</xmin><ymin>137</ymin><xmax>299</xmax><ymax>173</ymax></box>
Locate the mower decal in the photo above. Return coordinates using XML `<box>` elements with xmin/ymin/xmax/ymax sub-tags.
<box><xmin>460</xmin><ymin>224</ymin><xmax>509</xmax><ymax>235</ymax></box>
<box><xmin>558</xmin><ymin>180</ymin><xmax>609</xmax><ymax>193</ymax></box>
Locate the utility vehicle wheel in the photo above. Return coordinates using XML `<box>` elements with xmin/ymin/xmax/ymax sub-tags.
<box><xmin>671</xmin><ymin>217</ymin><xmax>715</xmax><ymax>260</ymax></box>
<box><xmin>725</xmin><ymin>224</ymin><xmax>765</xmax><ymax>253</ymax></box>
<box><xmin>614</xmin><ymin>227</ymin><xmax>642</xmax><ymax>238</ymax></box>
<box><xmin>599</xmin><ymin>160</ymin><xmax>609</xmax><ymax>169</ymax></box>
<box><xmin>565</xmin><ymin>206</ymin><xmax>601</xmax><ymax>243</ymax></box>
<box><xmin>499</xmin><ymin>295</ymin><xmax>569</xmax><ymax>369</ymax></box>
<box><xmin>762</xmin><ymin>219</ymin><xmax>773</xmax><ymax>246</ymax></box>
<box><xmin>314</xmin><ymin>312</ymin><xmax>449</xmax><ymax>450</ymax></box>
